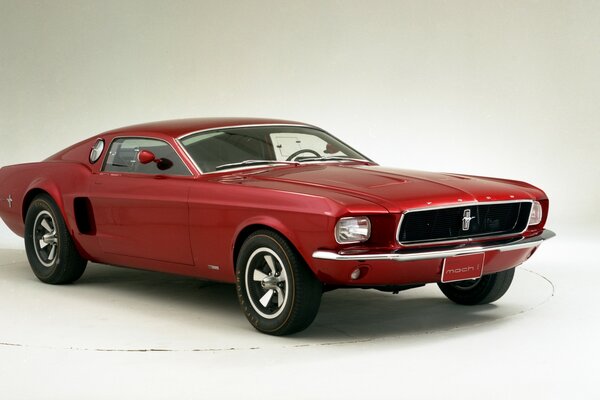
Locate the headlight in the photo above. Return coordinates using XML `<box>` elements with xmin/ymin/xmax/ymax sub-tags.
<box><xmin>528</xmin><ymin>201</ymin><xmax>543</xmax><ymax>226</ymax></box>
<box><xmin>335</xmin><ymin>217</ymin><xmax>371</xmax><ymax>244</ymax></box>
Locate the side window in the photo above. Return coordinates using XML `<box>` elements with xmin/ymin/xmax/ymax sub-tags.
<box><xmin>89</xmin><ymin>138</ymin><xmax>105</xmax><ymax>164</ymax></box>
<box><xmin>103</xmin><ymin>138</ymin><xmax>191</xmax><ymax>176</ymax></box>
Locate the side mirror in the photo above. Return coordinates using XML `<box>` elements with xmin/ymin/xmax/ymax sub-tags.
<box><xmin>137</xmin><ymin>149</ymin><xmax>156</xmax><ymax>164</ymax></box>
<box><xmin>137</xmin><ymin>149</ymin><xmax>173</xmax><ymax>171</ymax></box>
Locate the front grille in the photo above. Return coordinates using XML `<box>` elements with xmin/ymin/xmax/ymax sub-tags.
<box><xmin>398</xmin><ymin>202</ymin><xmax>532</xmax><ymax>245</ymax></box>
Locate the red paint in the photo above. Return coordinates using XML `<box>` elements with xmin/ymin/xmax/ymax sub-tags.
<box><xmin>0</xmin><ymin>118</ymin><xmax>551</xmax><ymax>286</ymax></box>
<box><xmin>137</xmin><ymin>150</ymin><xmax>156</xmax><ymax>164</ymax></box>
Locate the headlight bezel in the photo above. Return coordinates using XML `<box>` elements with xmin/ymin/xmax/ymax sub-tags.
<box><xmin>335</xmin><ymin>216</ymin><xmax>372</xmax><ymax>244</ymax></box>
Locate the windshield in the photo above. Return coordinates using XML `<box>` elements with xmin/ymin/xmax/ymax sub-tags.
<box><xmin>179</xmin><ymin>126</ymin><xmax>370</xmax><ymax>173</ymax></box>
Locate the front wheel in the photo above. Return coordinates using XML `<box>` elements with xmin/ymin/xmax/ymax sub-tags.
<box><xmin>235</xmin><ymin>230</ymin><xmax>322</xmax><ymax>335</ymax></box>
<box><xmin>437</xmin><ymin>268</ymin><xmax>515</xmax><ymax>305</ymax></box>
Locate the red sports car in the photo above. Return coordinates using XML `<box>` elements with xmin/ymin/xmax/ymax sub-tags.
<box><xmin>0</xmin><ymin>118</ymin><xmax>554</xmax><ymax>335</ymax></box>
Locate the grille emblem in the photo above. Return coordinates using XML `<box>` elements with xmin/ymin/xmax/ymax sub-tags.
<box><xmin>462</xmin><ymin>209</ymin><xmax>475</xmax><ymax>231</ymax></box>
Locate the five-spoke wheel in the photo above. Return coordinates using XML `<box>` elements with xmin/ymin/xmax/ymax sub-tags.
<box><xmin>24</xmin><ymin>194</ymin><xmax>87</xmax><ymax>284</ymax></box>
<box><xmin>245</xmin><ymin>248</ymin><xmax>289</xmax><ymax>319</ymax></box>
<box><xmin>236</xmin><ymin>230</ymin><xmax>322</xmax><ymax>335</ymax></box>
<box><xmin>32</xmin><ymin>210</ymin><xmax>59</xmax><ymax>267</ymax></box>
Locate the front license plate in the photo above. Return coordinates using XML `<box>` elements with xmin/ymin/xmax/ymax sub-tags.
<box><xmin>441</xmin><ymin>253</ymin><xmax>485</xmax><ymax>283</ymax></box>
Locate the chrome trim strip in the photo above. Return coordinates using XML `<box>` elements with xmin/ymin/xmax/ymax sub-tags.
<box><xmin>172</xmin><ymin>137</ymin><xmax>201</xmax><ymax>176</ymax></box>
<box><xmin>398</xmin><ymin>199</ymin><xmax>534</xmax><ymax>213</ymax></box>
<box><xmin>196</xmin><ymin>158</ymin><xmax>372</xmax><ymax>176</ymax></box>
<box><xmin>312</xmin><ymin>229</ymin><xmax>555</xmax><ymax>262</ymax></box>
<box><xmin>396</xmin><ymin>199</ymin><xmax>534</xmax><ymax>247</ymax></box>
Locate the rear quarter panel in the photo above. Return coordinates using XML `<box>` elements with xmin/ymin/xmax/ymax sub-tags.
<box><xmin>0</xmin><ymin>161</ymin><xmax>93</xmax><ymax>255</ymax></box>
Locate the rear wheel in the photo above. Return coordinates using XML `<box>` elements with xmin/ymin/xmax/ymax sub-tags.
<box><xmin>437</xmin><ymin>268</ymin><xmax>515</xmax><ymax>305</ymax></box>
<box><xmin>24</xmin><ymin>194</ymin><xmax>87</xmax><ymax>284</ymax></box>
<box><xmin>235</xmin><ymin>230</ymin><xmax>322</xmax><ymax>335</ymax></box>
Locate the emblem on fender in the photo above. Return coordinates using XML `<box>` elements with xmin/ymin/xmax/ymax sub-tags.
<box><xmin>5</xmin><ymin>195</ymin><xmax>12</xmax><ymax>208</ymax></box>
<box><xmin>462</xmin><ymin>209</ymin><xmax>475</xmax><ymax>230</ymax></box>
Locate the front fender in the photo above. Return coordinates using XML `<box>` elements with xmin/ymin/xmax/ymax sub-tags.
<box><xmin>231</xmin><ymin>211</ymin><xmax>335</xmax><ymax>278</ymax></box>
<box><xmin>233</xmin><ymin>215</ymin><xmax>304</xmax><ymax>255</ymax></box>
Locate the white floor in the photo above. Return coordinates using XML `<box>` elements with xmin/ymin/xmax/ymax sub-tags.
<box><xmin>0</xmin><ymin>229</ymin><xmax>597</xmax><ymax>399</ymax></box>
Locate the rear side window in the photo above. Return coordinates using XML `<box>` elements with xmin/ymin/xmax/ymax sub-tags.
<box><xmin>103</xmin><ymin>138</ymin><xmax>191</xmax><ymax>176</ymax></box>
<box><xmin>89</xmin><ymin>138</ymin><xmax>105</xmax><ymax>164</ymax></box>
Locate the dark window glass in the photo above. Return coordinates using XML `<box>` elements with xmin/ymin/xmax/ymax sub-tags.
<box><xmin>180</xmin><ymin>126</ymin><xmax>369</xmax><ymax>172</ymax></box>
<box><xmin>103</xmin><ymin>138</ymin><xmax>191</xmax><ymax>176</ymax></box>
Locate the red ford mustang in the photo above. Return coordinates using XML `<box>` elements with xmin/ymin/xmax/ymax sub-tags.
<box><xmin>0</xmin><ymin>118</ymin><xmax>554</xmax><ymax>335</ymax></box>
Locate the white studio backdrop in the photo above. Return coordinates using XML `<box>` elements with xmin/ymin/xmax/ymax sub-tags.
<box><xmin>1</xmin><ymin>0</ymin><xmax>598</xmax><ymax>248</ymax></box>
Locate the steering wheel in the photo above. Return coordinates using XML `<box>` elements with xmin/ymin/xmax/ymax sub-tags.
<box><xmin>286</xmin><ymin>149</ymin><xmax>320</xmax><ymax>161</ymax></box>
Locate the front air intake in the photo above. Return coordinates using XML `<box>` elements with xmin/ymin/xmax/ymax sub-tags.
<box><xmin>397</xmin><ymin>201</ymin><xmax>532</xmax><ymax>245</ymax></box>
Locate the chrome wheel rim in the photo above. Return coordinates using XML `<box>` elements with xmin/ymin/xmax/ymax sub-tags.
<box><xmin>245</xmin><ymin>247</ymin><xmax>289</xmax><ymax>319</ymax></box>
<box><xmin>33</xmin><ymin>210</ymin><xmax>58</xmax><ymax>267</ymax></box>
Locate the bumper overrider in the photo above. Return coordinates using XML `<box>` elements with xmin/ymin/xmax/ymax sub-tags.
<box><xmin>313</xmin><ymin>229</ymin><xmax>556</xmax><ymax>262</ymax></box>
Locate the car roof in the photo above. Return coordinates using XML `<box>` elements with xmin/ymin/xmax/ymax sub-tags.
<box><xmin>102</xmin><ymin>117</ymin><xmax>313</xmax><ymax>139</ymax></box>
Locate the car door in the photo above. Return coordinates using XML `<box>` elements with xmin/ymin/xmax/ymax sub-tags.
<box><xmin>89</xmin><ymin>137</ymin><xmax>194</xmax><ymax>265</ymax></box>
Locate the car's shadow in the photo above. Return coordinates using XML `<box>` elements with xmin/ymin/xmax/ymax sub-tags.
<box><xmin>0</xmin><ymin>251</ymin><xmax>540</xmax><ymax>346</ymax></box>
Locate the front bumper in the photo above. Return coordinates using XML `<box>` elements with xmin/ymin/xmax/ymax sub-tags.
<box><xmin>313</xmin><ymin>229</ymin><xmax>556</xmax><ymax>262</ymax></box>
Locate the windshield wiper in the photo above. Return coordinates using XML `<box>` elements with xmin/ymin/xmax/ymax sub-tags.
<box><xmin>296</xmin><ymin>156</ymin><xmax>369</xmax><ymax>163</ymax></box>
<box><xmin>215</xmin><ymin>160</ymin><xmax>298</xmax><ymax>171</ymax></box>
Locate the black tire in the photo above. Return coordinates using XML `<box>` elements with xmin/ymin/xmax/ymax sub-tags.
<box><xmin>235</xmin><ymin>230</ymin><xmax>322</xmax><ymax>335</ymax></box>
<box><xmin>24</xmin><ymin>194</ymin><xmax>87</xmax><ymax>284</ymax></box>
<box><xmin>437</xmin><ymin>268</ymin><xmax>515</xmax><ymax>305</ymax></box>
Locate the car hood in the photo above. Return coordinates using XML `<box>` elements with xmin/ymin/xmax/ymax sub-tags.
<box><xmin>226</xmin><ymin>164</ymin><xmax>544</xmax><ymax>213</ymax></box>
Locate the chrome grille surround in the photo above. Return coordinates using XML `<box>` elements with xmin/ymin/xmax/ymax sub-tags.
<box><xmin>396</xmin><ymin>200</ymin><xmax>534</xmax><ymax>247</ymax></box>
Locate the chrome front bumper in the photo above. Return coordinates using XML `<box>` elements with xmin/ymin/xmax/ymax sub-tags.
<box><xmin>312</xmin><ymin>229</ymin><xmax>556</xmax><ymax>262</ymax></box>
